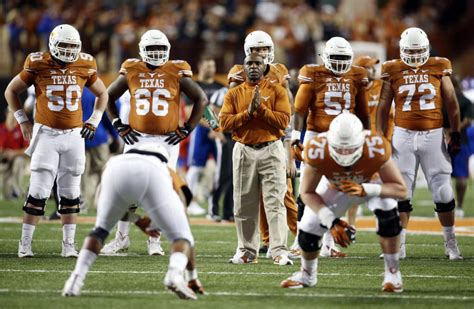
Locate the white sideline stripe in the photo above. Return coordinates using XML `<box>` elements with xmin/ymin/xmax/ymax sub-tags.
<box><xmin>0</xmin><ymin>269</ymin><xmax>470</xmax><ymax>279</ymax></box>
<box><xmin>0</xmin><ymin>288</ymin><xmax>472</xmax><ymax>301</ymax></box>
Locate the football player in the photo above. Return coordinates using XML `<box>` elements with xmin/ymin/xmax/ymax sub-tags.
<box><xmin>376</xmin><ymin>27</ymin><xmax>462</xmax><ymax>260</ymax></box>
<box><xmin>101</xmin><ymin>29</ymin><xmax>207</xmax><ymax>256</ymax></box>
<box><xmin>227</xmin><ymin>30</ymin><xmax>299</xmax><ymax>258</ymax></box>
<box><xmin>62</xmin><ymin>144</ymin><xmax>205</xmax><ymax>300</ymax></box>
<box><xmin>4</xmin><ymin>24</ymin><xmax>108</xmax><ymax>258</ymax></box>
<box><xmin>281</xmin><ymin>112</ymin><xmax>407</xmax><ymax>293</ymax></box>
<box><xmin>291</xmin><ymin>37</ymin><xmax>370</xmax><ymax>258</ymax></box>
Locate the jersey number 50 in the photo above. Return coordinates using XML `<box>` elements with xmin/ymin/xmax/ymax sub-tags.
<box><xmin>135</xmin><ymin>89</ymin><xmax>170</xmax><ymax>116</ymax></box>
<box><xmin>47</xmin><ymin>85</ymin><xmax>81</xmax><ymax>112</ymax></box>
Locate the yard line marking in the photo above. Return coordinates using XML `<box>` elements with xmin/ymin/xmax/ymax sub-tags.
<box><xmin>0</xmin><ymin>269</ymin><xmax>470</xmax><ymax>279</ymax></box>
<box><xmin>0</xmin><ymin>288</ymin><xmax>472</xmax><ymax>301</ymax></box>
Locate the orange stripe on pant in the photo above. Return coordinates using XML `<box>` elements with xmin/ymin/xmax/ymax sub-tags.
<box><xmin>259</xmin><ymin>179</ymin><xmax>298</xmax><ymax>245</ymax></box>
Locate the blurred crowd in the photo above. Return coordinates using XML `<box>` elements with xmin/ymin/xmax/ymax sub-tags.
<box><xmin>2</xmin><ymin>0</ymin><xmax>472</xmax><ymax>76</ymax></box>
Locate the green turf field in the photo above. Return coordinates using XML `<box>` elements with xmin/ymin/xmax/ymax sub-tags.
<box><xmin>0</xmin><ymin>183</ymin><xmax>473</xmax><ymax>308</ymax></box>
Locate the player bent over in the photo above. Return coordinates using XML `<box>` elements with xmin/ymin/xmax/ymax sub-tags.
<box><xmin>281</xmin><ymin>112</ymin><xmax>408</xmax><ymax>292</ymax></box>
<box><xmin>62</xmin><ymin>143</ymin><xmax>205</xmax><ymax>300</ymax></box>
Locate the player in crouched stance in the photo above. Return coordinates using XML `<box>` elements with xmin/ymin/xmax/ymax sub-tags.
<box><xmin>281</xmin><ymin>112</ymin><xmax>408</xmax><ymax>292</ymax></box>
<box><xmin>62</xmin><ymin>144</ymin><xmax>205</xmax><ymax>300</ymax></box>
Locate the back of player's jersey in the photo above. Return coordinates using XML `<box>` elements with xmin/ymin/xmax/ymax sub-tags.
<box><xmin>303</xmin><ymin>133</ymin><xmax>391</xmax><ymax>184</ymax></box>
<box><xmin>227</xmin><ymin>63</ymin><xmax>290</xmax><ymax>87</ymax></box>
<box><xmin>120</xmin><ymin>59</ymin><xmax>193</xmax><ymax>135</ymax></box>
<box><xmin>19</xmin><ymin>52</ymin><xmax>98</xmax><ymax>129</ymax></box>
<box><xmin>296</xmin><ymin>64</ymin><xmax>369</xmax><ymax>132</ymax></box>
<box><xmin>381</xmin><ymin>57</ymin><xmax>452</xmax><ymax>130</ymax></box>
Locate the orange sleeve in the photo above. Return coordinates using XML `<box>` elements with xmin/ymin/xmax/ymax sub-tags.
<box><xmin>439</xmin><ymin>57</ymin><xmax>452</xmax><ymax>77</ymax></box>
<box><xmin>255</xmin><ymin>84</ymin><xmax>290</xmax><ymax>130</ymax></box>
<box><xmin>85</xmin><ymin>56</ymin><xmax>98</xmax><ymax>87</ymax></box>
<box><xmin>19</xmin><ymin>54</ymin><xmax>37</xmax><ymax>85</ymax></box>
<box><xmin>173</xmin><ymin>60</ymin><xmax>193</xmax><ymax>78</ymax></box>
<box><xmin>219</xmin><ymin>89</ymin><xmax>252</xmax><ymax>131</ymax></box>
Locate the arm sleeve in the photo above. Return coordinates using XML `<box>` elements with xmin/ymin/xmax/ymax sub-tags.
<box><xmin>85</xmin><ymin>56</ymin><xmax>98</xmax><ymax>87</ymax></box>
<box><xmin>255</xmin><ymin>85</ymin><xmax>290</xmax><ymax>130</ymax></box>
<box><xmin>219</xmin><ymin>91</ymin><xmax>252</xmax><ymax>131</ymax></box>
<box><xmin>18</xmin><ymin>54</ymin><xmax>37</xmax><ymax>85</ymax></box>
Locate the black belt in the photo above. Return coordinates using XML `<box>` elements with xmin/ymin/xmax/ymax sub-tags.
<box><xmin>126</xmin><ymin>149</ymin><xmax>168</xmax><ymax>163</ymax></box>
<box><xmin>244</xmin><ymin>140</ymin><xmax>276</xmax><ymax>150</ymax></box>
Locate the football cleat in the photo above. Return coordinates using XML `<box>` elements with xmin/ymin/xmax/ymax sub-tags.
<box><xmin>319</xmin><ymin>244</ymin><xmax>347</xmax><ymax>258</ymax></box>
<box><xmin>228</xmin><ymin>252</ymin><xmax>257</xmax><ymax>264</ymax></box>
<box><xmin>265</xmin><ymin>248</ymin><xmax>272</xmax><ymax>259</ymax></box>
<box><xmin>62</xmin><ymin>273</ymin><xmax>84</xmax><ymax>296</ymax></box>
<box><xmin>188</xmin><ymin>278</ymin><xmax>207</xmax><ymax>295</ymax></box>
<box><xmin>274</xmin><ymin>255</ymin><xmax>294</xmax><ymax>266</ymax></box>
<box><xmin>147</xmin><ymin>237</ymin><xmax>165</xmax><ymax>256</ymax></box>
<box><xmin>444</xmin><ymin>238</ymin><xmax>463</xmax><ymax>260</ymax></box>
<box><xmin>164</xmin><ymin>268</ymin><xmax>197</xmax><ymax>300</ymax></box>
<box><xmin>288</xmin><ymin>248</ymin><xmax>301</xmax><ymax>260</ymax></box>
<box><xmin>61</xmin><ymin>240</ymin><xmax>79</xmax><ymax>258</ymax></box>
<box><xmin>187</xmin><ymin>202</ymin><xmax>206</xmax><ymax>216</ymax></box>
<box><xmin>100</xmin><ymin>232</ymin><xmax>129</xmax><ymax>255</ymax></box>
<box><xmin>382</xmin><ymin>270</ymin><xmax>403</xmax><ymax>293</ymax></box>
<box><xmin>18</xmin><ymin>240</ymin><xmax>34</xmax><ymax>258</ymax></box>
<box><xmin>281</xmin><ymin>268</ymin><xmax>317</xmax><ymax>289</ymax></box>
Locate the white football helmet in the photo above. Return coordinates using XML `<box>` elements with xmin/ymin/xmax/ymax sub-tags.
<box><xmin>327</xmin><ymin>112</ymin><xmax>366</xmax><ymax>167</ymax></box>
<box><xmin>244</xmin><ymin>31</ymin><xmax>274</xmax><ymax>64</ymax></box>
<box><xmin>139</xmin><ymin>30</ymin><xmax>170</xmax><ymax>66</ymax></box>
<box><xmin>399</xmin><ymin>27</ymin><xmax>430</xmax><ymax>67</ymax></box>
<box><xmin>321</xmin><ymin>37</ymin><xmax>353</xmax><ymax>75</ymax></box>
<box><xmin>135</xmin><ymin>143</ymin><xmax>170</xmax><ymax>162</ymax></box>
<box><xmin>48</xmin><ymin>24</ymin><xmax>81</xmax><ymax>63</ymax></box>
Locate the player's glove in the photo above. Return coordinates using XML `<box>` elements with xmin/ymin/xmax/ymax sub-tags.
<box><xmin>80</xmin><ymin>123</ymin><xmax>96</xmax><ymax>140</ymax></box>
<box><xmin>165</xmin><ymin>123</ymin><xmax>193</xmax><ymax>145</ymax></box>
<box><xmin>291</xmin><ymin>143</ymin><xmax>304</xmax><ymax>161</ymax></box>
<box><xmin>330</xmin><ymin>219</ymin><xmax>356</xmax><ymax>248</ymax></box>
<box><xmin>134</xmin><ymin>216</ymin><xmax>161</xmax><ymax>238</ymax></box>
<box><xmin>113</xmin><ymin>118</ymin><xmax>141</xmax><ymax>145</ymax></box>
<box><xmin>447</xmin><ymin>131</ymin><xmax>461</xmax><ymax>157</ymax></box>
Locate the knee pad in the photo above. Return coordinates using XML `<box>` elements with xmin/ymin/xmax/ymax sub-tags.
<box><xmin>397</xmin><ymin>200</ymin><xmax>413</xmax><ymax>213</ymax></box>
<box><xmin>435</xmin><ymin>183</ymin><xmax>454</xmax><ymax>204</ymax></box>
<box><xmin>58</xmin><ymin>196</ymin><xmax>80</xmax><ymax>214</ymax></box>
<box><xmin>89</xmin><ymin>227</ymin><xmax>110</xmax><ymax>245</ymax></box>
<box><xmin>298</xmin><ymin>230</ymin><xmax>322</xmax><ymax>252</ymax></box>
<box><xmin>23</xmin><ymin>195</ymin><xmax>47</xmax><ymax>216</ymax></box>
<box><xmin>297</xmin><ymin>196</ymin><xmax>305</xmax><ymax>222</ymax></box>
<box><xmin>375</xmin><ymin>209</ymin><xmax>402</xmax><ymax>237</ymax></box>
<box><xmin>435</xmin><ymin>199</ymin><xmax>455</xmax><ymax>213</ymax></box>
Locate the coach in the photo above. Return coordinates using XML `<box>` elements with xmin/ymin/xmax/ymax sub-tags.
<box><xmin>220</xmin><ymin>53</ymin><xmax>292</xmax><ymax>265</ymax></box>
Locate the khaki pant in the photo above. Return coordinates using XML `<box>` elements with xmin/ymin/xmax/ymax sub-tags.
<box><xmin>81</xmin><ymin>144</ymin><xmax>109</xmax><ymax>207</ymax></box>
<box><xmin>259</xmin><ymin>179</ymin><xmax>297</xmax><ymax>245</ymax></box>
<box><xmin>1</xmin><ymin>156</ymin><xmax>27</xmax><ymax>199</ymax></box>
<box><xmin>232</xmin><ymin>140</ymin><xmax>288</xmax><ymax>259</ymax></box>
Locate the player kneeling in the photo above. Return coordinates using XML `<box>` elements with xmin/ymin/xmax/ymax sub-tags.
<box><xmin>281</xmin><ymin>112</ymin><xmax>408</xmax><ymax>293</ymax></box>
<box><xmin>62</xmin><ymin>143</ymin><xmax>205</xmax><ymax>300</ymax></box>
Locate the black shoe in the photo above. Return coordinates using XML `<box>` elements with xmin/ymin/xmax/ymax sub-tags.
<box><xmin>48</xmin><ymin>211</ymin><xmax>60</xmax><ymax>220</ymax></box>
<box><xmin>259</xmin><ymin>245</ymin><xmax>269</xmax><ymax>254</ymax></box>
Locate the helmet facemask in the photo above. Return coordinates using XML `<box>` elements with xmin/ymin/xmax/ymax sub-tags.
<box><xmin>323</xmin><ymin>53</ymin><xmax>353</xmax><ymax>75</ymax></box>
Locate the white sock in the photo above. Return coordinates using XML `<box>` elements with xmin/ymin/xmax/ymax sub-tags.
<box><xmin>443</xmin><ymin>226</ymin><xmax>455</xmax><ymax>241</ymax></box>
<box><xmin>169</xmin><ymin>252</ymin><xmax>188</xmax><ymax>271</ymax></box>
<box><xmin>301</xmin><ymin>257</ymin><xmax>318</xmax><ymax>274</ymax></box>
<box><xmin>116</xmin><ymin>221</ymin><xmax>130</xmax><ymax>237</ymax></box>
<box><xmin>63</xmin><ymin>224</ymin><xmax>76</xmax><ymax>243</ymax></box>
<box><xmin>149</xmin><ymin>235</ymin><xmax>161</xmax><ymax>242</ymax></box>
<box><xmin>21</xmin><ymin>223</ymin><xmax>36</xmax><ymax>243</ymax></box>
<box><xmin>73</xmin><ymin>249</ymin><xmax>97</xmax><ymax>279</ymax></box>
<box><xmin>322</xmin><ymin>231</ymin><xmax>334</xmax><ymax>247</ymax></box>
<box><xmin>384</xmin><ymin>253</ymin><xmax>400</xmax><ymax>273</ymax></box>
<box><xmin>400</xmin><ymin>229</ymin><xmax>406</xmax><ymax>245</ymax></box>
<box><xmin>187</xmin><ymin>268</ymin><xmax>198</xmax><ymax>281</ymax></box>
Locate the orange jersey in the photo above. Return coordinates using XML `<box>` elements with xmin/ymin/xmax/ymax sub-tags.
<box><xmin>295</xmin><ymin>64</ymin><xmax>369</xmax><ymax>132</ymax></box>
<box><xmin>367</xmin><ymin>79</ymin><xmax>394</xmax><ymax>139</ymax></box>
<box><xmin>227</xmin><ymin>63</ymin><xmax>290</xmax><ymax>87</ymax></box>
<box><xmin>19</xmin><ymin>51</ymin><xmax>98</xmax><ymax>129</ymax></box>
<box><xmin>120</xmin><ymin>59</ymin><xmax>193</xmax><ymax>135</ymax></box>
<box><xmin>304</xmin><ymin>133</ymin><xmax>391</xmax><ymax>185</ymax></box>
<box><xmin>381</xmin><ymin>57</ymin><xmax>452</xmax><ymax>130</ymax></box>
